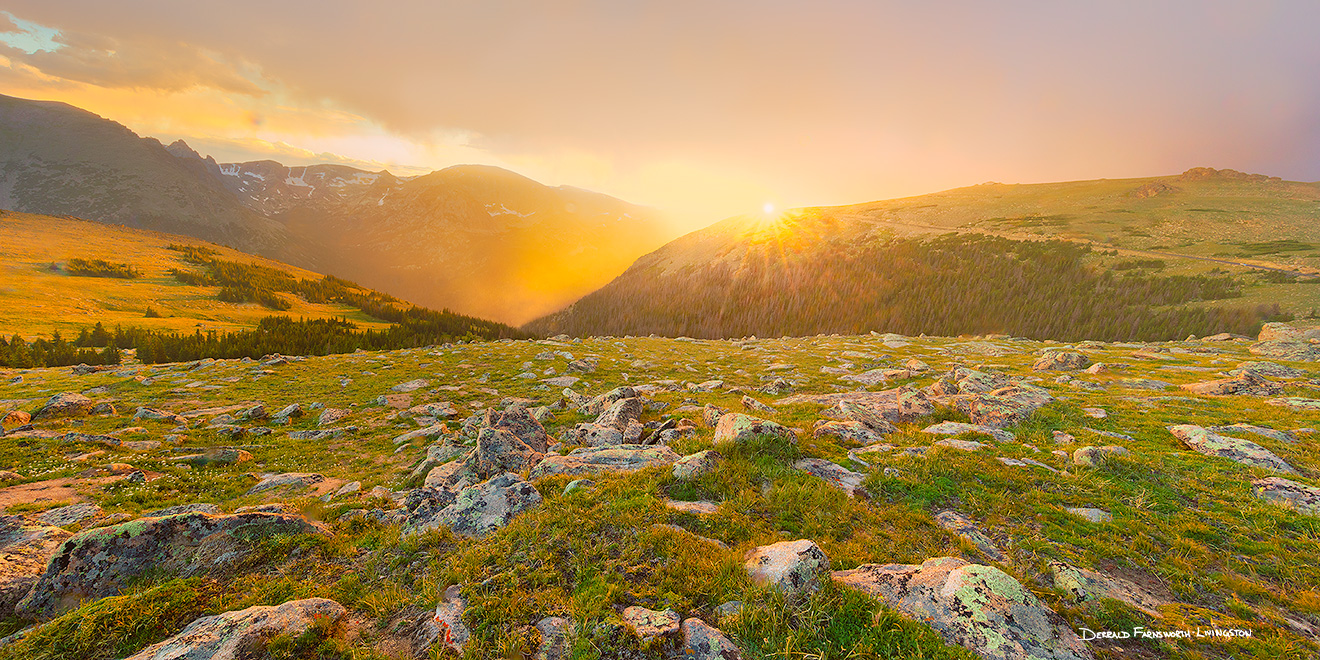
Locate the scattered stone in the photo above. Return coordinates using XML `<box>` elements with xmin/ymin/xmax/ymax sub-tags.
<box><xmin>393</xmin><ymin>378</ymin><xmax>430</xmax><ymax>392</ymax></box>
<box><xmin>1268</xmin><ymin>397</ymin><xmax>1320</xmax><ymax>412</ymax></box>
<box><xmin>143</xmin><ymin>503</ymin><xmax>222</xmax><ymax>517</ymax></box>
<box><xmin>813</xmin><ymin>420</ymin><xmax>887</xmax><ymax>446</ymax></box>
<box><xmin>1049</xmin><ymin>562</ymin><xmax>1169</xmax><ymax>617</ymax></box>
<box><xmin>1181</xmin><ymin>371</ymin><xmax>1284</xmax><ymax>396</ymax></box>
<box><xmin>406</xmin><ymin>473</ymin><xmax>541</xmax><ymax>538</ymax></box>
<box><xmin>595</xmin><ymin>397</ymin><xmax>643</xmax><ymax>433</ymax></box>
<box><xmin>1081</xmin><ymin>407</ymin><xmax>1107</xmax><ymax>419</ymax></box>
<box><xmin>134</xmin><ymin>407</ymin><xmax>188</xmax><ymax>427</ymax></box>
<box><xmin>475</xmin><ymin>427</ymin><xmax>544</xmax><ymax>477</ymax></box>
<box><xmin>176</xmin><ymin>448</ymin><xmax>253</xmax><ymax>466</ymax></box>
<box><xmin>424</xmin><ymin>585</ymin><xmax>471</xmax><ymax>652</ymax></box>
<box><xmin>833</xmin><ymin>557</ymin><xmax>1091</xmax><ymax>660</ymax></box>
<box><xmin>0</xmin><ymin>516</ymin><xmax>71</xmax><ymax>618</ymax></box>
<box><xmin>793</xmin><ymin>458</ymin><xmax>866</xmax><ymax>498</ymax></box>
<box><xmin>1251</xmin><ymin>477</ymin><xmax>1320</xmax><ymax>515</ymax></box>
<box><xmin>563</xmin><ymin>479</ymin><xmax>596</xmax><ymax>495</ymax></box>
<box><xmin>246</xmin><ymin>472</ymin><xmax>325</xmax><ymax>496</ymax></box>
<box><xmin>921</xmin><ymin>421</ymin><xmax>1014</xmax><ymax>443</ymax></box>
<box><xmin>680</xmin><ymin>618</ymin><xmax>741</xmax><ymax>660</ymax></box>
<box><xmin>1233</xmin><ymin>362</ymin><xmax>1306</xmax><ymax>379</ymax></box>
<box><xmin>934</xmin><ymin>511</ymin><xmax>1004</xmax><ymax>561</ymax></box>
<box><xmin>665</xmin><ymin>500</ymin><xmax>720</xmax><ymax>515</ymax></box>
<box><xmin>1072</xmin><ymin>445</ymin><xmax>1130</xmax><ymax>467</ymax></box>
<box><xmin>1</xmin><ymin>411</ymin><xmax>30</xmax><ymax>427</ymax></box>
<box><xmin>701</xmin><ymin>404</ymin><xmax>726</xmax><ymax>428</ymax></box>
<box><xmin>1032</xmin><ymin>351</ymin><xmax>1091</xmax><ymax>371</ymax></box>
<box><xmin>317</xmin><ymin>407</ymin><xmax>351</xmax><ymax>426</ymax></box>
<box><xmin>32</xmin><ymin>393</ymin><xmax>95</xmax><ymax>420</ymax></box>
<box><xmin>17</xmin><ymin>512</ymin><xmax>327</xmax><ymax>619</ymax></box>
<box><xmin>530</xmin><ymin>445</ymin><xmax>680</xmax><ymax>479</ymax></box>
<box><xmin>483</xmin><ymin>406</ymin><xmax>551</xmax><ymax>452</ymax></box>
<box><xmin>713</xmin><ymin>413</ymin><xmax>796</xmax><ymax>445</ymax></box>
<box><xmin>37</xmin><ymin>503</ymin><xmax>102</xmax><ymax>528</ymax></box>
<box><xmin>740</xmin><ymin>395</ymin><xmax>775</xmax><ymax>414</ymax></box>
<box><xmin>933</xmin><ymin>439</ymin><xmax>987</xmax><ymax>452</ymax></box>
<box><xmin>1168</xmin><ymin>425</ymin><xmax>1297</xmax><ymax>474</ymax></box>
<box><xmin>123</xmin><ymin>598</ymin><xmax>347</xmax><ymax>660</ymax></box>
<box><xmin>622</xmin><ymin>606</ymin><xmax>681</xmax><ymax>641</ymax></box>
<box><xmin>1064</xmin><ymin>507</ymin><xmax>1112</xmax><ymax>523</ymax></box>
<box><xmin>533</xmin><ymin>616</ymin><xmax>572</xmax><ymax>660</ymax></box>
<box><xmin>673</xmin><ymin>450</ymin><xmax>722</xmax><ymax>480</ymax></box>
<box><xmin>1208</xmin><ymin>423</ymin><xmax>1296</xmax><ymax>444</ymax></box>
<box><xmin>270</xmin><ymin>403</ymin><xmax>304</xmax><ymax>424</ymax></box>
<box><xmin>744</xmin><ymin>539</ymin><xmax>830</xmax><ymax>598</ymax></box>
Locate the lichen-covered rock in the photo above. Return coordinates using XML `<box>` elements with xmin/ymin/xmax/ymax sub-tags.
<box><xmin>1251</xmin><ymin>477</ymin><xmax>1320</xmax><ymax>515</ymax></box>
<box><xmin>133</xmin><ymin>407</ymin><xmax>188</xmax><ymax>427</ymax></box>
<box><xmin>408</xmin><ymin>442</ymin><xmax>468</xmax><ymax>482</ymax></box>
<box><xmin>483</xmin><ymin>406</ymin><xmax>550</xmax><ymax>452</ymax></box>
<box><xmin>622</xmin><ymin>606</ymin><xmax>680</xmax><ymax>641</ymax></box>
<box><xmin>317</xmin><ymin>407</ymin><xmax>351</xmax><ymax>427</ymax></box>
<box><xmin>922</xmin><ymin>421</ymin><xmax>1014</xmax><ymax>443</ymax></box>
<box><xmin>406</xmin><ymin>473</ymin><xmax>541</xmax><ymax>538</ymax></box>
<box><xmin>1232</xmin><ymin>362</ymin><xmax>1306</xmax><ymax>379</ymax></box>
<box><xmin>245</xmin><ymin>472</ymin><xmax>325</xmax><ymax>495</ymax></box>
<box><xmin>1209</xmin><ymin>424</ymin><xmax>1296</xmax><ymax>444</ymax></box>
<box><xmin>833</xmin><ymin>557</ymin><xmax>1092</xmax><ymax>660</ymax></box>
<box><xmin>417</xmin><ymin>584</ymin><xmax>471</xmax><ymax>652</ymax></box>
<box><xmin>143</xmin><ymin>503</ymin><xmax>223</xmax><ymax>518</ymax></box>
<box><xmin>1181</xmin><ymin>372</ymin><xmax>1284</xmax><ymax>396</ymax></box>
<box><xmin>1032</xmin><ymin>352</ymin><xmax>1091</xmax><ymax>372</ymax></box>
<box><xmin>37</xmin><ymin>503</ymin><xmax>102</xmax><ymax>528</ymax></box>
<box><xmin>17</xmin><ymin>512</ymin><xmax>327</xmax><ymax>619</ymax></box>
<box><xmin>530</xmin><ymin>445</ymin><xmax>680</xmax><ymax>479</ymax></box>
<box><xmin>958</xmin><ymin>386</ymin><xmax>1053</xmax><ymax>429</ymax></box>
<box><xmin>1169</xmin><ymin>424</ymin><xmax>1297</xmax><ymax>474</ymax></box>
<box><xmin>475</xmin><ymin>428</ymin><xmax>544</xmax><ymax>477</ymax></box>
<box><xmin>813</xmin><ymin>420</ymin><xmax>887</xmax><ymax>446</ymax></box>
<box><xmin>702</xmin><ymin>404</ymin><xmax>726</xmax><ymax>428</ymax></box>
<box><xmin>1250</xmin><ymin>339</ymin><xmax>1320</xmax><ymax>362</ymax></box>
<box><xmin>123</xmin><ymin>597</ymin><xmax>346</xmax><ymax>660</ymax></box>
<box><xmin>1064</xmin><ymin>507</ymin><xmax>1111</xmax><ymax>523</ymax></box>
<box><xmin>570</xmin><ymin>422</ymin><xmax>624</xmax><ymax>447</ymax></box>
<box><xmin>681</xmin><ymin>618</ymin><xmax>742</xmax><ymax>660</ymax></box>
<box><xmin>1072</xmin><ymin>445</ymin><xmax>1130</xmax><ymax>467</ymax></box>
<box><xmin>934</xmin><ymin>511</ymin><xmax>1005</xmax><ymax>561</ymax></box>
<box><xmin>400</xmin><ymin>402</ymin><xmax>458</xmax><ymax>420</ymax></box>
<box><xmin>834</xmin><ymin>401</ymin><xmax>901</xmax><ymax>433</ymax></box>
<box><xmin>673</xmin><ymin>450</ymin><xmax>722</xmax><ymax>480</ymax></box>
<box><xmin>713</xmin><ymin>414</ymin><xmax>796</xmax><ymax>445</ymax></box>
<box><xmin>0</xmin><ymin>516</ymin><xmax>71</xmax><ymax>618</ymax></box>
<box><xmin>2</xmin><ymin>410</ymin><xmax>30</xmax><ymax>427</ymax></box>
<box><xmin>793</xmin><ymin>458</ymin><xmax>866</xmax><ymax>498</ymax></box>
<box><xmin>32</xmin><ymin>393</ymin><xmax>94</xmax><ymax>420</ymax></box>
<box><xmin>595</xmin><ymin>397</ymin><xmax>643</xmax><ymax>433</ymax></box>
<box><xmin>1048</xmin><ymin>562</ymin><xmax>1168</xmax><ymax>617</ymax></box>
<box><xmin>533</xmin><ymin>616</ymin><xmax>572</xmax><ymax>660</ymax></box>
<box><xmin>176</xmin><ymin>448</ymin><xmax>252</xmax><ymax>467</ymax></box>
<box><xmin>744</xmin><ymin>539</ymin><xmax>830</xmax><ymax>598</ymax></box>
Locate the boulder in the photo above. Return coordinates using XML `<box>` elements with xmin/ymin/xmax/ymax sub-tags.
<box><xmin>1071</xmin><ymin>445</ymin><xmax>1130</xmax><ymax>467</ymax></box>
<box><xmin>134</xmin><ymin>407</ymin><xmax>188</xmax><ymax>427</ymax></box>
<box><xmin>269</xmin><ymin>404</ymin><xmax>304</xmax><ymax>424</ymax></box>
<box><xmin>37</xmin><ymin>503</ymin><xmax>102</xmax><ymax>528</ymax></box>
<box><xmin>400</xmin><ymin>402</ymin><xmax>458</xmax><ymax>419</ymax></box>
<box><xmin>595</xmin><ymin>397</ymin><xmax>643</xmax><ymax>433</ymax></box>
<box><xmin>483</xmin><ymin>406</ymin><xmax>551</xmax><ymax>452</ymax></box>
<box><xmin>393</xmin><ymin>378</ymin><xmax>430</xmax><ymax>392</ymax></box>
<box><xmin>392</xmin><ymin>423</ymin><xmax>448</xmax><ymax>446</ymax></box>
<box><xmin>1232</xmin><ymin>362</ymin><xmax>1306</xmax><ymax>379</ymax></box>
<box><xmin>17</xmin><ymin>512</ymin><xmax>327</xmax><ymax>619</ymax></box>
<box><xmin>405</xmin><ymin>473</ymin><xmax>541</xmax><ymax>538</ymax></box>
<box><xmin>123</xmin><ymin>598</ymin><xmax>346</xmax><ymax>660</ymax></box>
<box><xmin>317</xmin><ymin>407</ymin><xmax>351</xmax><ymax>427</ymax></box>
<box><xmin>740</xmin><ymin>395</ymin><xmax>776</xmax><ymax>414</ymax></box>
<box><xmin>530</xmin><ymin>445</ymin><xmax>680</xmax><ymax>479</ymax></box>
<box><xmin>922</xmin><ymin>421</ymin><xmax>1014</xmax><ymax>443</ymax></box>
<box><xmin>793</xmin><ymin>459</ymin><xmax>866</xmax><ymax>498</ymax></box>
<box><xmin>0</xmin><ymin>516</ymin><xmax>72</xmax><ymax>618</ymax></box>
<box><xmin>1168</xmin><ymin>425</ymin><xmax>1297</xmax><ymax>474</ymax></box>
<box><xmin>245</xmin><ymin>472</ymin><xmax>325</xmax><ymax>496</ymax></box>
<box><xmin>673</xmin><ymin>450</ymin><xmax>722</xmax><ymax>480</ymax></box>
<box><xmin>957</xmin><ymin>386</ymin><xmax>1053</xmax><ymax>429</ymax></box>
<box><xmin>32</xmin><ymin>393</ymin><xmax>94</xmax><ymax>420</ymax></box>
<box><xmin>744</xmin><ymin>539</ymin><xmax>830</xmax><ymax>598</ymax></box>
<box><xmin>176</xmin><ymin>448</ymin><xmax>253</xmax><ymax>466</ymax></box>
<box><xmin>570</xmin><ymin>423</ymin><xmax>625</xmax><ymax>447</ymax></box>
<box><xmin>713</xmin><ymin>414</ymin><xmax>796</xmax><ymax>445</ymax></box>
<box><xmin>1032</xmin><ymin>352</ymin><xmax>1092</xmax><ymax>372</ymax></box>
<box><xmin>1250</xmin><ymin>340</ymin><xmax>1320</xmax><ymax>362</ymax></box>
<box><xmin>1251</xmin><ymin>477</ymin><xmax>1320</xmax><ymax>515</ymax></box>
<box><xmin>681</xmin><ymin>618</ymin><xmax>742</xmax><ymax>660</ymax></box>
<box><xmin>833</xmin><ymin>557</ymin><xmax>1091</xmax><ymax>660</ymax></box>
<box><xmin>813</xmin><ymin>421</ymin><xmax>887</xmax><ymax>446</ymax></box>
<box><xmin>408</xmin><ymin>443</ymin><xmax>468</xmax><ymax>482</ymax></box>
<box><xmin>143</xmin><ymin>503</ymin><xmax>223</xmax><ymax>518</ymax></box>
<box><xmin>475</xmin><ymin>427</ymin><xmax>544</xmax><ymax>477</ymax></box>
<box><xmin>1064</xmin><ymin>507</ymin><xmax>1111</xmax><ymax>523</ymax></box>
<box><xmin>934</xmin><ymin>511</ymin><xmax>1005</xmax><ymax>561</ymax></box>
<box><xmin>2</xmin><ymin>411</ymin><xmax>31</xmax><ymax>427</ymax></box>
<box><xmin>835</xmin><ymin>401</ymin><xmax>902</xmax><ymax>433</ymax></box>
<box><xmin>1180</xmin><ymin>372</ymin><xmax>1283</xmax><ymax>396</ymax></box>
<box><xmin>622</xmin><ymin>606</ymin><xmax>680</xmax><ymax>641</ymax></box>
<box><xmin>421</xmin><ymin>584</ymin><xmax>471</xmax><ymax>652</ymax></box>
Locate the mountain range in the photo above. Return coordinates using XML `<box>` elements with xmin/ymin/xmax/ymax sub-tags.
<box><xmin>0</xmin><ymin>94</ymin><xmax>671</xmax><ymax>325</ymax></box>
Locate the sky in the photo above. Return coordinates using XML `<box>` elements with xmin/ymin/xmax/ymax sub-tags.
<box><xmin>1</xmin><ymin>1</ymin><xmax>1318</xmax><ymax>233</ymax></box>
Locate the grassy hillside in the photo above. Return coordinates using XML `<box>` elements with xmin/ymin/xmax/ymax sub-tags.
<box><xmin>528</xmin><ymin>169</ymin><xmax>1320</xmax><ymax>339</ymax></box>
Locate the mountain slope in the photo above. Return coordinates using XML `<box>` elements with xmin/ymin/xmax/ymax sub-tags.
<box><xmin>527</xmin><ymin>170</ymin><xmax>1319</xmax><ymax>340</ymax></box>
<box><xmin>0</xmin><ymin>95</ymin><xmax>295</xmax><ymax>260</ymax></box>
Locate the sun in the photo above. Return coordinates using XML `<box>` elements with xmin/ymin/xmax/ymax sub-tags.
<box><xmin>762</xmin><ymin>202</ymin><xmax>775</xmax><ymax>215</ymax></box>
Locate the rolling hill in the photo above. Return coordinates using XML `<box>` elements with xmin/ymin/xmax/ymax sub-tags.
<box><xmin>526</xmin><ymin>169</ymin><xmax>1319</xmax><ymax>340</ymax></box>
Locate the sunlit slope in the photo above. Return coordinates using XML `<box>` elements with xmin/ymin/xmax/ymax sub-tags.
<box><xmin>0</xmin><ymin>211</ymin><xmax>391</xmax><ymax>339</ymax></box>
<box><xmin>527</xmin><ymin>169</ymin><xmax>1317</xmax><ymax>340</ymax></box>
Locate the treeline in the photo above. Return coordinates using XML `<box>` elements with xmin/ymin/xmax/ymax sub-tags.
<box><xmin>0</xmin><ymin>331</ymin><xmax>121</xmax><ymax>369</ymax></box>
<box><xmin>527</xmin><ymin>233</ymin><xmax>1289</xmax><ymax>342</ymax></box>
<box><xmin>64</xmin><ymin>258</ymin><xmax>140</xmax><ymax>278</ymax></box>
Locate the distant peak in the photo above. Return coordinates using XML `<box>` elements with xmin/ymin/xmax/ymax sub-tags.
<box><xmin>1179</xmin><ymin>167</ymin><xmax>1280</xmax><ymax>183</ymax></box>
<box><xmin>166</xmin><ymin>139</ymin><xmax>203</xmax><ymax>160</ymax></box>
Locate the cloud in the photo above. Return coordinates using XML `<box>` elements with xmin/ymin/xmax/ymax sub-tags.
<box><xmin>0</xmin><ymin>14</ymin><xmax>16</xmax><ymax>33</ymax></box>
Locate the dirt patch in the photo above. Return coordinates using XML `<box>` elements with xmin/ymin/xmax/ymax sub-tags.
<box><xmin>0</xmin><ymin>476</ymin><xmax>119</xmax><ymax>512</ymax></box>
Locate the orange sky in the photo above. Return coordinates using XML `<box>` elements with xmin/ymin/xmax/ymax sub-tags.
<box><xmin>3</xmin><ymin>2</ymin><xmax>1318</xmax><ymax>233</ymax></box>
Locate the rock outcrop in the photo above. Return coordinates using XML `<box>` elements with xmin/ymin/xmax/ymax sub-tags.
<box><xmin>123</xmin><ymin>598</ymin><xmax>346</xmax><ymax>660</ymax></box>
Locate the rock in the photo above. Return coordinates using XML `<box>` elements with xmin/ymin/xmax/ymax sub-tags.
<box><xmin>1081</xmin><ymin>407</ymin><xmax>1107</xmax><ymax>419</ymax></box>
<box><xmin>1233</xmin><ymin>362</ymin><xmax>1306</xmax><ymax>379</ymax></box>
<box><xmin>0</xmin><ymin>516</ymin><xmax>72</xmax><ymax>618</ymax></box>
<box><xmin>595</xmin><ymin>397</ymin><xmax>644</xmax><ymax>434</ymax></box>
<box><xmin>331</xmin><ymin>481</ymin><xmax>362</xmax><ymax>500</ymax></box>
<box><xmin>1083</xmin><ymin>363</ymin><xmax>1108</xmax><ymax>374</ymax></box>
<box><xmin>1208</xmin><ymin>423</ymin><xmax>1296</xmax><ymax>444</ymax></box>
<box><xmin>744</xmin><ymin>539</ymin><xmax>830</xmax><ymax>598</ymax></box>
<box><xmin>317</xmin><ymin>407</ymin><xmax>351</xmax><ymax>426</ymax></box>
<box><xmin>134</xmin><ymin>406</ymin><xmax>188</xmax><ymax>427</ymax></box>
<box><xmin>424</xmin><ymin>457</ymin><xmax>479</xmax><ymax>492</ymax></box>
<box><xmin>288</xmin><ymin>428</ymin><xmax>349</xmax><ymax>441</ymax></box>
<box><xmin>1258</xmin><ymin>322</ymin><xmax>1315</xmax><ymax>342</ymax></box>
<box><xmin>0</xmin><ymin>470</ymin><xmax>21</xmax><ymax>482</ymax></box>
<box><xmin>567</xmin><ymin>358</ymin><xmax>598</xmax><ymax>373</ymax></box>
<box><xmin>740</xmin><ymin>395</ymin><xmax>776</xmax><ymax>414</ymax></box>
<box><xmin>681</xmin><ymin>618</ymin><xmax>742</xmax><ymax>660</ymax></box>
<box><xmin>793</xmin><ymin>458</ymin><xmax>866</xmax><ymax>498</ymax></box>
<box><xmin>1032</xmin><ymin>351</ymin><xmax>1092</xmax><ymax>371</ymax></box>
<box><xmin>245</xmin><ymin>472</ymin><xmax>325</xmax><ymax>496</ymax></box>
<box><xmin>1064</xmin><ymin>507</ymin><xmax>1111</xmax><ymax>523</ymax></box>
<box><xmin>701</xmin><ymin>404</ymin><xmax>726</xmax><ymax>428</ymax></box>
<box><xmin>622</xmin><ymin>606</ymin><xmax>681</xmax><ymax>641</ymax></box>
<box><xmin>393</xmin><ymin>378</ymin><xmax>430</xmax><ymax>392</ymax></box>
<box><xmin>1168</xmin><ymin>425</ymin><xmax>1297</xmax><ymax>474</ymax></box>
<box><xmin>542</xmin><ymin>376</ymin><xmax>580</xmax><ymax>388</ymax></box>
<box><xmin>1</xmin><ymin>410</ymin><xmax>31</xmax><ymax>427</ymax></box>
<box><xmin>270</xmin><ymin>403</ymin><xmax>304</xmax><ymax>424</ymax></box>
<box><xmin>713</xmin><ymin>601</ymin><xmax>743</xmax><ymax>622</ymax></box>
<box><xmin>59</xmin><ymin>432</ymin><xmax>122</xmax><ymax>448</ymax></box>
<box><xmin>533</xmin><ymin>616</ymin><xmax>572</xmax><ymax>660</ymax></box>
<box><xmin>32</xmin><ymin>393</ymin><xmax>95</xmax><ymax>420</ymax></box>
<box><xmin>176</xmin><ymin>448</ymin><xmax>253</xmax><ymax>466</ymax></box>
<box><xmin>406</xmin><ymin>473</ymin><xmax>541</xmax><ymax>538</ymax></box>
<box><xmin>1071</xmin><ymin>445</ymin><xmax>1130</xmax><ymax>467</ymax></box>
<box><xmin>713</xmin><ymin>413</ymin><xmax>796</xmax><ymax>445</ymax></box>
<box><xmin>123</xmin><ymin>597</ymin><xmax>347</xmax><ymax>660</ymax></box>
<box><xmin>958</xmin><ymin>386</ymin><xmax>1053</xmax><ymax>429</ymax></box>
<box><xmin>934</xmin><ymin>439</ymin><xmax>987</xmax><ymax>452</ymax></box>
<box><xmin>419</xmin><ymin>584</ymin><xmax>471</xmax><ymax>652</ymax></box>
<box><xmin>530</xmin><ymin>445</ymin><xmax>680</xmax><ymax>479</ymax></box>
<box><xmin>476</xmin><ymin>428</ymin><xmax>544</xmax><ymax>477</ymax></box>
<box><xmin>562</xmin><ymin>479</ymin><xmax>596</xmax><ymax>495</ymax></box>
<box><xmin>17</xmin><ymin>512</ymin><xmax>327</xmax><ymax>619</ymax></box>
<box><xmin>665</xmin><ymin>500</ymin><xmax>720</xmax><ymax>515</ymax></box>
<box><xmin>934</xmin><ymin>511</ymin><xmax>1004</xmax><ymax>561</ymax></box>
<box><xmin>400</xmin><ymin>402</ymin><xmax>458</xmax><ymax>419</ymax></box>
<box><xmin>673</xmin><ymin>450</ymin><xmax>722</xmax><ymax>480</ymax></box>
<box><xmin>570</xmin><ymin>423</ymin><xmax>624</xmax><ymax>447</ymax></box>
<box><xmin>813</xmin><ymin>421</ymin><xmax>887</xmax><ymax>446</ymax></box>
<box><xmin>483</xmin><ymin>406</ymin><xmax>551</xmax><ymax>452</ymax></box>
<box><xmin>1268</xmin><ymin>397</ymin><xmax>1320</xmax><ymax>411</ymax></box>
<box><xmin>391</xmin><ymin>423</ymin><xmax>448</xmax><ymax>446</ymax></box>
<box><xmin>1250</xmin><ymin>339</ymin><xmax>1320</xmax><ymax>362</ymax></box>
<box><xmin>89</xmin><ymin>402</ymin><xmax>117</xmax><ymax>416</ymax></box>
<box><xmin>922</xmin><ymin>421</ymin><xmax>1014</xmax><ymax>443</ymax></box>
<box><xmin>1251</xmin><ymin>477</ymin><xmax>1320</xmax><ymax>515</ymax></box>
<box><xmin>37</xmin><ymin>503</ymin><xmax>102</xmax><ymax>528</ymax></box>
<box><xmin>833</xmin><ymin>557</ymin><xmax>1091</xmax><ymax>660</ymax></box>
<box><xmin>1049</xmin><ymin>562</ymin><xmax>1168</xmax><ymax>617</ymax></box>
<box><xmin>1181</xmin><ymin>371</ymin><xmax>1284</xmax><ymax>396</ymax></box>
<box><xmin>143</xmin><ymin>503</ymin><xmax>223</xmax><ymax>517</ymax></box>
<box><xmin>408</xmin><ymin>442</ymin><xmax>468</xmax><ymax>482</ymax></box>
